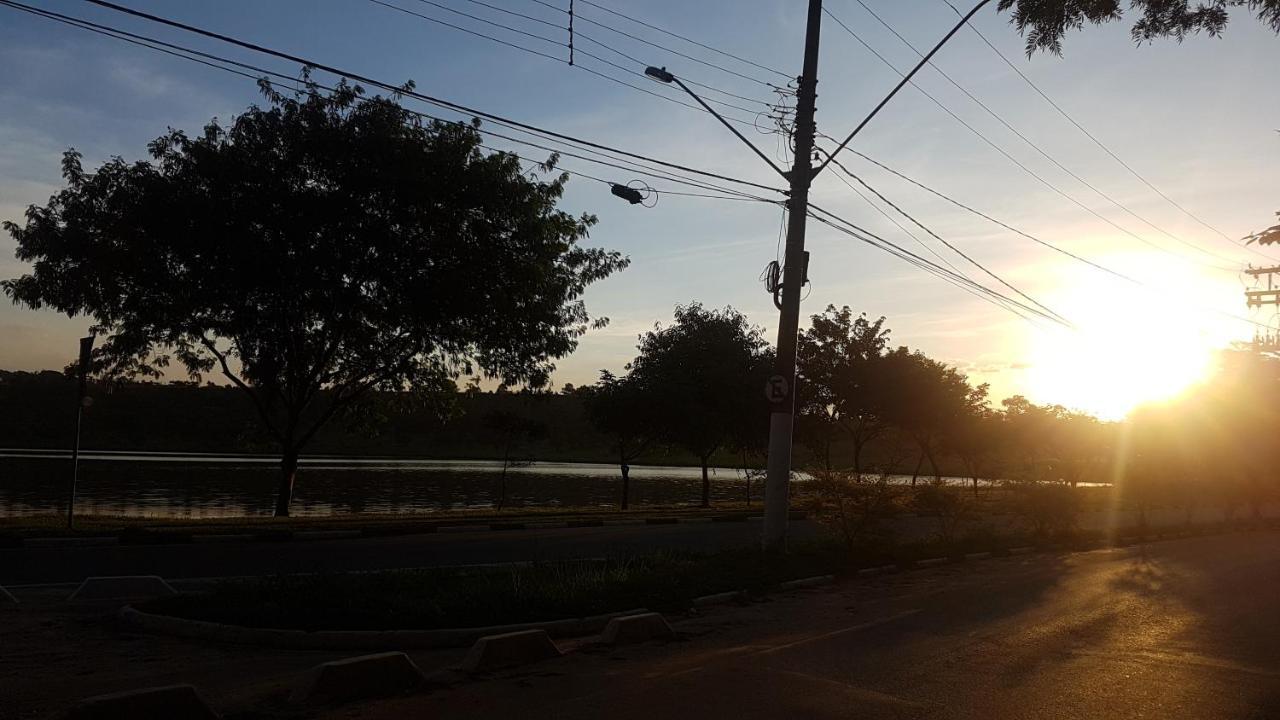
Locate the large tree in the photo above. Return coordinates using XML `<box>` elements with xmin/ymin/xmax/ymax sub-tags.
<box><xmin>998</xmin><ymin>0</ymin><xmax>1280</xmax><ymax>55</ymax></box>
<box><xmin>3</xmin><ymin>80</ymin><xmax>627</xmax><ymax>516</ymax></box>
<box><xmin>627</xmin><ymin>303</ymin><xmax>774</xmax><ymax>508</ymax></box>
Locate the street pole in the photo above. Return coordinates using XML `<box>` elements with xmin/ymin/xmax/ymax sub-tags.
<box><xmin>67</xmin><ymin>334</ymin><xmax>94</xmax><ymax>530</ymax></box>
<box><xmin>762</xmin><ymin>0</ymin><xmax>823</xmax><ymax>552</ymax></box>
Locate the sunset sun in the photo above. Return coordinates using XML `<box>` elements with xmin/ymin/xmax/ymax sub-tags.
<box><xmin>1022</xmin><ymin>265</ymin><xmax>1230</xmax><ymax>420</ymax></box>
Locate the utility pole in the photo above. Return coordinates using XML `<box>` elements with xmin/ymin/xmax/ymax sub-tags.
<box><xmin>67</xmin><ymin>334</ymin><xmax>94</xmax><ymax>529</ymax></box>
<box><xmin>761</xmin><ymin>0</ymin><xmax>823</xmax><ymax>552</ymax></box>
<box><xmin>647</xmin><ymin>0</ymin><xmax>984</xmax><ymax>551</ymax></box>
<box><xmin>1245</xmin><ymin>265</ymin><xmax>1280</xmax><ymax>352</ymax></box>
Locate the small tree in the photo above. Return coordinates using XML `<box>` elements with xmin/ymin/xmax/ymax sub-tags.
<box><xmin>585</xmin><ymin>370</ymin><xmax>658</xmax><ymax>510</ymax></box>
<box><xmin>796</xmin><ymin>306</ymin><xmax>892</xmax><ymax>478</ymax></box>
<box><xmin>483</xmin><ymin>408</ymin><xmax>546</xmax><ymax>510</ymax></box>
<box><xmin>627</xmin><ymin>303</ymin><xmax>773</xmax><ymax>508</ymax></box>
<box><xmin>3</xmin><ymin>80</ymin><xmax>627</xmax><ymax>515</ymax></box>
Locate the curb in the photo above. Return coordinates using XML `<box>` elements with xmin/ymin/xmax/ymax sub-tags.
<box><xmin>0</xmin><ymin>513</ymin><xmax>785</xmax><ymax>548</ymax></box>
<box><xmin>691</xmin><ymin>590</ymin><xmax>745</xmax><ymax>608</ymax></box>
<box><xmin>118</xmin><ymin>605</ymin><xmax>651</xmax><ymax>650</ymax></box>
<box><xmin>778</xmin><ymin>575</ymin><xmax>835</xmax><ymax>591</ymax></box>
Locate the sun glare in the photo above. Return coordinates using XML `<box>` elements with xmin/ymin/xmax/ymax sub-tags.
<box><xmin>1021</xmin><ymin>260</ymin><xmax>1234</xmax><ymax>420</ymax></box>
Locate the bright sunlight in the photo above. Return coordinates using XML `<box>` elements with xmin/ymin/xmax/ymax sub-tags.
<box><xmin>1022</xmin><ymin>256</ymin><xmax>1238</xmax><ymax>420</ymax></box>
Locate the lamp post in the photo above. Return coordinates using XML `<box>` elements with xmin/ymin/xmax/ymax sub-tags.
<box><xmin>68</xmin><ymin>334</ymin><xmax>94</xmax><ymax>529</ymax></box>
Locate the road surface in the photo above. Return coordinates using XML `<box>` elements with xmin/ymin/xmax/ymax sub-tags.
<box><xmin>333</xmin><ymin>530</ymin><xmax>1280</xmax><ymax>720</ymax></box>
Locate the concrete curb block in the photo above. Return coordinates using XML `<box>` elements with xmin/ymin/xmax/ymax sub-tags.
<box><xmin>644</xmin><ymin>517</ymin><xmax>680</xmax><ymax>525</ymax></box>
<box><xmin>289</xmin><ymin>651</ymin><xmax>426</xmax><ymax>705</ymax></box>
<box><xmin>118</xmin><ymin>605</ymin><xmax>650</xmax><ymax>650</ymax></box>
<box><xmin>857</xmin><ymin>565</ymin><xmax>897</xmax><ymax>576</ymax></box>
<box><xmin>778</xmin><ymin>575</ymin><xmax>835</xmax><ymax>591</ymax></box>
<box><xmin>191</xmin><ymin>534</ymin><xmax>254</xmax><ymax>544</ymax></box>
<box><xmin>691</xmin><ymin>590</ymin><xmax>745</xmax><ymax>608</ymax></box>
<box><xmin>69</xmin><ymin>575</ymin><xmax>177</xmax><ymax>601</ymax></box>
<box><xmin>1</xmin><ymin>585</ymin><xmax>17</xmax><ymax>604</ymax></box>
<box><xmin>59</xmin><ymin>684</ymin><xmax>220</xmax><ymax>720</ymax></box>
<box><xmin>1008</xmin><ymin>546</ymin><xmax>1035</xmax><ymax>555</ymax></box>
<box><xmin>25</xmin><ymin>536</ymin><xmax>119</xmax><ymax>548</ymax></box>
<box><xmin>295</xmin><ymin>529</ymin><xmax>362</xmax><ymax>541</ymax></box>
<box><xmin>964</xmin><ymin>551</ymin><xmax>993</xmax><ymax>561</ymax></box>
<box><xmin>915</xmin><ymin>557</ymin><xmax>950</xmax><ymax>568</ymax></box>
<box><xmin>461</xmin><ymin>629</ymin><xmax>562</xmax><ymax>673</ymax></box>
<box><xmin>437</xmin><ymin>525</ymin><xmax>479</xmax><ymax>534</ymax></box>
<box><xmin>601</xmin><ymin>612</ymin><xmax>674</xmax><ymax>645</ymax></box>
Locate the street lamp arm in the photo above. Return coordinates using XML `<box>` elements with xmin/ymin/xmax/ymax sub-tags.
<box><xmin>647</xmin><ymin>66</ymin><xmax>789</xmax><ymax>180</ymax></box>
<box><xmin>813</xmin><ymin>0</ymin><xmax>992</xmax><ymax>178</ymax></box>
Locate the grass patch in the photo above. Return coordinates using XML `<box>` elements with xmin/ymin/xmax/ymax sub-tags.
<box><xmin>138</xmin><ymin>545</ymin><xmax>842</xmax><ymax>631</ymax></box>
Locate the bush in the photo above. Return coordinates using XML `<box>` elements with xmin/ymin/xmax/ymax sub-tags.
<box><xmin>911</xmin><ymin>483</ymin><xmax>977</xmax><ymax>543</ymax></box>
<box><xmin>1011</xmin><ymin>482</ymin><xmax>1080</xmax><ymax>539</ymax></box>
<box><xmin>803</xmin><ymin>469</ymin><xmax>902</xmax><ymax>554</ymax></box>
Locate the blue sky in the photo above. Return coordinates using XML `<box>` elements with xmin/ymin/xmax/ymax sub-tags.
<box><xmin>2</xmin><ymin>0</ymin><xmax>1277</xmax><ymax>416</ymax></box>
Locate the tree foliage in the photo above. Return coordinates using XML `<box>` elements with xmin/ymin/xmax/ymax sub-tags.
<box><xmin>625</xmin><ymin>303</ymin><xmax>774</xmax><ymax>507</ymax></box>
<box><xmin>998</xmin><ymin>0</ymin><xmax>1280</xmax><ymax>55</ymax></box>
<box><xmin>3</xmin><ymin>80</ymin><xmax>627</xmax><ymax>514</ymax></box>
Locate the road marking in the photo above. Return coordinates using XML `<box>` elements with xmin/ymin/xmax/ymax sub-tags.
<box><xmin>750</xmin><ymin>609</ymin><xmax>923</xmax><ymax>656</ymax></box>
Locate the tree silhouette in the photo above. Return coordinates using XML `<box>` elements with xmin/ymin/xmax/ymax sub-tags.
<box><xmin>999</xmin><ymin>0</ymin><xmax>1280</xmax><ymax>55</ymax></box>
<box><xmin>483</xmin><ymin>407</ymin><xmax>547</xmax><ymax>510</ymax></box>
<box><xmin>627</xmin><ymin>303</ymin><xmax>773</xmax><ymax>508</ymax></box>
<box><xmin>2</xmin><ymin>80</ymin><xmax>627</xmax><ymax>516</ymax></box>
<box><xmin>584</xmin><ymin>370</ymin><xmax>659</xmax><ymax>509</ymax></box>
<box><xmin>881</xmin><ymin>349</ymin><xmax>989</xmax><ymax>485</ymax></box>
<box><xmin>797</xmin><ymin>305</ymin><xmax>891</xmax><ymax>477</ymax></box>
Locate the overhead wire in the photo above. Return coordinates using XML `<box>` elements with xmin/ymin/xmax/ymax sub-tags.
<box><xmin>365</xmin><ymin>0</ymin><xmax>759</xmax><ymax>124</ymax></box>
<box><xmin>822</xmin><ymin>6</ymin><xmax>1239</xmax><ymax>273</ymax></box>
<box><xmin>570</xmin><ymin>0</ymin><xmax>793</xmax><ymax>80</ymax></box>
<box><xmin>0</xmin><ymin>0</ymin><xmax>781</xmax><ymax>210</ymax></box>
<box><xmin>808</xmin><ymin>204</ymin><xmax>1063</xmax><ymax>327</ymax></box>
<box><xmin>820</xmin><ymin>147</ymin><xmax>1072</xmax><ymax>326</ymax></box>
<box><xmin>938</xmin><ymin>0</ymin><xmax>1268</xmax><ymax>259</ymax></box>
<box><xmin>76</xmin><ymin>0</ymin><xmax>787</xmax><ymax>196</ymax></box>
<box><xmin>847</xmin><ymin>0</ymin><xmax>1248</xmax><ymax>267</ymax></box>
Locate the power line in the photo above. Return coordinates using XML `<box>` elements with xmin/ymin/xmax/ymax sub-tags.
<box><xmin>76</xmin><ymin>0</ymin><xmax>787</xmax><ymax>196</ymax></box>
<box><xmin>822</xmin><ymin>7</ymin><xmax>1238</xmax><ymax>274</ymax></box>
<box><xmin>808</xmin><ymin>204</ymin><xmax>1066</xmax><ymax>327</ymax></box>
<box><xmin>821</xmin><ymin>148</ymin><xmax>1072</xmax><ymax>326</ymax></box>
<box><xmin>837</xmin><ymin>146</ymin><xmax>1272</xmax><ymax>331</ymax></box>
<box><xmin>572</xmin><ymin>31</ymin><xmax>775</xmax><ymax>108</ymax></box>
<box><xmin>939</xmin><ymin>0</ymin><xmax>1265</xmax><ymax>258</ymax></box>
<box><xmin>568</xmin><ymin>9</ymin><xmax>778</xmax><ymax>88</ymax></box>
<box><xmin>570</xmin><ymin>0</ymin><xmax>793</xmax><ymax>80</ymax></box>
<box><xmin>846</xmin><ymin>0</ymin><xmax>1247</xmax><ymax>268</ymax></box>
<box><xmin>847</xmin><ymin>148</ymin><xmax>1141</xmax><ymax>285</ymax></box>
<box><xmin>366</xmin><ymin>0</ymin><xmax>758</xmax><ymax>124</ymax></box>
<box><xmin>1</xmin><ymin>0</ymin><xmax>781</xmax><ymax>209</ymax></box>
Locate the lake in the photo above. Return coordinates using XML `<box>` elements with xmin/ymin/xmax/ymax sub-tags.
<box><xmin>0</xmin><ymin>450</ymin><xmax>771</xmax><ymax>518</ymax></box>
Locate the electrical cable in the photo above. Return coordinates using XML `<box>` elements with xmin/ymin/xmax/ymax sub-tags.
<box><xmin>0</xmin><ymin>0</ymin><xmax>781</xmax><ymax>209</ymax></box>
<box><xmin>75</xmin><ymin>0</ymin><xmax>788</xmax><ymax>196</ymax></box>
<box><xmin>822</xmin><ymin>7</ymin><xmax>1238</xmax><ymax>273</ymax></box>
<box><xmin>939</xmin><ymin>0</ymin><xmax>1267</xmax><ymax>258</ymax></box>
<box><xmin>821</xmin><ymin>148</ymin><xmax>1073</xmax><ymax>326</ymax></box>
<box><xmin>572</xmin><ymin>0</ymin><xmax>793</xmax><ymax>80</ymax></box>
<box><xmin>848</xmin><ymin>0</ymin><xmax>1249</xmax><ymax>267</ymax></box>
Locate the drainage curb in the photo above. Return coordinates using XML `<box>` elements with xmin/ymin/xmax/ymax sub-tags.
<box><xmin>118</xmin><ymin>605</ymin><xmax>651</xmax><ymax>650</ymax></box>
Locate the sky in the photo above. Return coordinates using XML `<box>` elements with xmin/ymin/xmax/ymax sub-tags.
<box><xmin>1</xmin><ymin>0</ymin><xmax>1277</xmax><ymax>419</ymax></box>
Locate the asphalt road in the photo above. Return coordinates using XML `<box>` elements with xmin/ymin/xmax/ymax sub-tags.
<box><xmin>329</xmin><ymin>530</ymin><xmax>1280</xmax><ymax>720</ymax></box>
<box><xmin>0</xmin><ymin>519</ymin><xmax>820</xmax><ymax>585</ymax></box>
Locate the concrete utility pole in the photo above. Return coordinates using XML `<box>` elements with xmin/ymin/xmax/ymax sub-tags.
<box><xmin>761</xmin><ymin>0</ymin><xmax>823</xmax><ymax>552</ymax></box>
